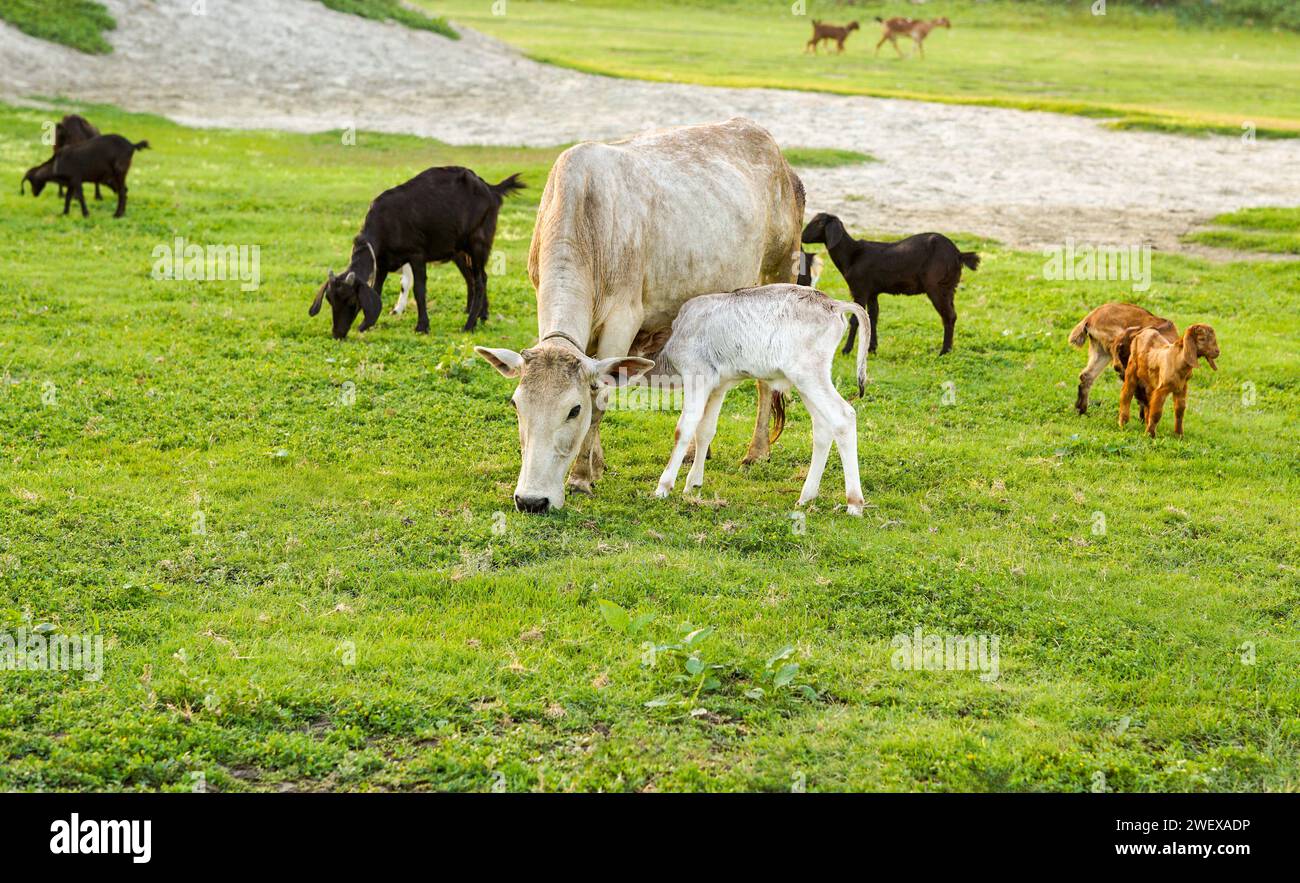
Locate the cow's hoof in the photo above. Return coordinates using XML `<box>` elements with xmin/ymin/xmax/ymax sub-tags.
<box><xmin>846</xmin><ymin>502</ymin><xmax>864</xmax><ymax>517</ymax></box>
<box><xmin>740</xmin><ymin>451</ymin><xmax>768</xmax><ymax>467</ymax></box>
<box><xmin>654</xmin><ymin>484</ymin><xmax>671</xmax><ymax>499</ymax></box>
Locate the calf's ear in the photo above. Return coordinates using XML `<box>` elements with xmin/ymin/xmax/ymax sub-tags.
<box><xmin>589</xmin><ymin>356</ymin><xmax>655</xmax><ymax>388</ymax></box>
<box><xmin>475</xmin><ymin>346</ymin><xmax>525</xmax><ymax>378</ymax></box>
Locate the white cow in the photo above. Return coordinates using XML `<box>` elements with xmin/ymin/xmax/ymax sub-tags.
<box><xmin>476</xmin><ymin>118</ymin><xmax>805</xmax><ymax>512</ymax></box>
<box><xmin>654</xmin><ymin>284</ymin><xmax>869</xmax><ymax>516</ymax></box>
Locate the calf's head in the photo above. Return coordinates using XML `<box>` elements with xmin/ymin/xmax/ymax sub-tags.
<box><xmin>1187</xmin><ymin>324</ymin><xmax>1219</xmax><ymax>370</ymax></box>
<box><xmin>309</xmin><ymin>270</ymin><xmax>382</xmax><ymax>340</ymax></box>
<box><xmin>475</xmin><ymin>344</ymin><xmax>653</xmax><ymax>513</ymax></box>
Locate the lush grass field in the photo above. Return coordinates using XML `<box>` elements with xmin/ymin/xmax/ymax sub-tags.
<box><xmin>1184</xmin><ymin>207</ymin><xmax>1300</xmax><ymax>255</ymax></box>
<box><xmin>419</xmin><ymin>0</ymin><xmax>1300</xmax><ymax>136</ymax></box>
<box><xmin>1</xmin><ymin>103</ymin><xmax>1297</xmax><ymax>792</ymax></box>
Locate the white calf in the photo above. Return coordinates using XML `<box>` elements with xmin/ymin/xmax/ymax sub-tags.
<box><xmin>654</xmin><ymin>284</ymin><xmax>870</xmax><ymax>515</ymax></box>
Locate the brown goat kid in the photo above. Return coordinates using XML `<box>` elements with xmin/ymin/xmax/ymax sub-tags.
<box><xmin>807</xmin><ymin>20</ymin><xmax>860</xmax><ymax>54</ymax></box>
<box><xmin>1119</xmin><ymin>324</ymin><xmax>1219</xmax><ymax>438</ymax></box>
<box><xmin>875</xmin><ymin>16</ymin><xmax>951</xmax><ymax>59</ymax></box>
<box><xmin>1069</xmin><ymin>302</ymin><xmax>1177</xmax><ymax>416</ymax></box>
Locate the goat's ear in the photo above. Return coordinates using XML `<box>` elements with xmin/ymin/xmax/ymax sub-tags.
<box><xmin>589</xmin><ymin>356</ymin><xmax>655</xmax><ymax>388</ymax></box>
<box><xmin>824</xmin><ymin>217</ymin><xmax>845</xmax><ymax>250</ymax></box>
<box><xmin>309</xmin><ymin>280</ymin><xmax>328</xmax><ymax>317</ymax></box>
<box><xmin>475</xmin><ymin>346</ymin><xmax>525</xmax><ymax>378</ymax></box>
<box><xmin>356</xmin><ymin>284</ymin><xmax>382</xmax><ymax>333</ymax></box>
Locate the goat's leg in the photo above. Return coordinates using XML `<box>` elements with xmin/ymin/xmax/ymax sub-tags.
<box><xmin>113</xmin><ymin>183</ymin><xmax>127</xmax><ymax>218</ymax></box>
<box><xmin>75</xmin><ymin>182</ymin><xmax>89</xmax><ymax>217</ymax></box>
<box><xmin>842</xmin><ymin>313</ymin><xmax>859</xmax><ymax>356</ymax></box>
<box><xmin>1145</xmin><ymin>386</ymin><xmax>1170</xmax><ymax>438</ymax></box>
<box><xmin>62</xmin><ymin>182</ymin><xmax>74</xmax><ymax>215</ymax></box>
<box><xmin>685</xmin><ymin>386</ymin><xmax>728</xmax><ymax>492</ymax></box>
<box><xmin>1076</xmin><ymin>340</ymin><xmax>1110</xmax><ymax>415</ymax></box>
<box><xmin>409</xmin><ymin>263</ymin><xmax>430</xmax><ymax>334</ymax></box>
<box><xmin>875</xmin><ymin>35</ymin><xmax>888</xmax><ymax>56</ymax></box>
<box><xmin>657</xmin><ymin>386</ymin><xmax>710</xmax><ymax>498</ymax></box>
<box><xmin>915</xmin><ymin>38</ymin><xmax>925</xmax><ymax>59</ymax></box>
<box><xmin>866</xmin><ymin>294</ymin><xmax>881</xmax><ymax>353</ymax></box>
<box><xmin>453</xmin><ymin>253</ymin><xmax>475</xmax><ymax>318</ymax></box>
<box><xmin>927</xmin><ymin>289</ymin><xmax>957</xmax><ymax>355</ymax></box>
<box><xmin>1173</xmin><ymin>389</ymin><xmax>1188</xmax><ymax>436</ymax></box>
<box><xmin>392</xmin><ymin>264</ymin><xmax>413</xmax><ymax>315</ymax></box>
<box><xmin>1118</xmin><ymin>361</ymin><xmax>1139</xmax><ymax>428</ymax></box>
<box><xmin>94</xmin><ymin>183</ymin><xmax>102</xmax><ymax>201</ymax></box>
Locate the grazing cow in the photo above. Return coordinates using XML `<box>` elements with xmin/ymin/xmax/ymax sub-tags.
<box><xmin>875</xmin><ymin>16</ymin><xmax>951</xmax><ymax>59</ymax></box>
<box><xmin>1069</xmin><ymin>302</ymin><xmax>1177</xmax><ymax>416</ymax></box>
<box><xmin>654</xmin><ymin>285</ymin><xmax>869</xmax><ymax>515</ymax></box>
<box><xmin>310</xmin><ymin>166</ymin><xmax>523</xmax><ymax>339</ymax></box>
<box><xmin>806</xmin><ymin>20</ymin><xmax>860</xmax><ymax>54</ymax></box>
<box><xmin>475</xmin><ymin>118</ymin><xmax>805</xmax><ymax>513</ymax></box>
<box><xmin>1119</xmin><ymin>324</ymin><xmax>1219</xmax><ymax>437</ymax></box>
<box><xmin>801</xmin><ymin>213</ymin><xmax>978</xmax><ymax>355</ymax></box>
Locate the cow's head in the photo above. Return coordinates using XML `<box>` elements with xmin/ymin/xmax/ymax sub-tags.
<box><xmin>309</xmin><ymin>269</ymin><xmax>382</xmax><ymax>340</ymax></box>
<box><xmin>475</xmin><ymin>343</ymin><xmax>653</xmax><ymax>513</ymax></box>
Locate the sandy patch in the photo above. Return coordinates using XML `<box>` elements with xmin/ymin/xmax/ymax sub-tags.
<box><xmin>3</xmin><ymin>0</ymin><xmax>1297</xmax><ymax>254</ymax></box>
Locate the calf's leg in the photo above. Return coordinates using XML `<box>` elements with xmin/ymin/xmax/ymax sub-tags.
<box><xmin>685</xmin><ymin>386</ymin><xmax>729</xmax><ymax>491</ymax></box>
<box><xmin>657</xmin><ymin>385</ymin><xmax>711</xmax><ymax>498</ymax></box>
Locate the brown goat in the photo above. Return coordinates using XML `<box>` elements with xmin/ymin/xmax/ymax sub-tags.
<box><xmin>1119</xmin><ymin>324</ymin><xmax>1219</xmax><ymax>438</ymax></box>
<box><xmin>875</xmin><ymin>16</ymin><xmax>951</xmax><ymax>59</ymax></box>
<box><xmin>1069</xmin><ymin>302</ymin><xmax>1177</xmax><ymax>415</ymax></box>
<box><xmin>807</xmin><ymin>20</ymin><xmax>860</xmax><ymax>54</ymax></box>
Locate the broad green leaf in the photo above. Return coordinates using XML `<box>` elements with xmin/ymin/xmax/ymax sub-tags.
<box><xmin>597</xmin><ymin>599</ymin><xmax>630</xmax><ymax>633</ymax></box>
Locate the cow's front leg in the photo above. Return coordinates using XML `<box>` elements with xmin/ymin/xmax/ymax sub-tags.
<box><xmin>569</xmin><ymin>311</ymin><xmax>640</xmax><ymax>493</ymax></box>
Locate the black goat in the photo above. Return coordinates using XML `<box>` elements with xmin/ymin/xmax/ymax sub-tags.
<box><xmin>23</xmin><ymin>134</ymin><xmax>149</xmax><ymax>218</ymax></box>
<box><xmin>802</xmin><ymin>212</ymin><xmax>978</xmax><ymax>355</ymax></box>
<box><xmin>54</xmin><ymin>114</ymin><xmax>102</xmax><ymax>200</ymax></box>
<box><xmin>310</xmin><ymin>166</ymin><xmax>524</xmax><ymax>339</ymax></box>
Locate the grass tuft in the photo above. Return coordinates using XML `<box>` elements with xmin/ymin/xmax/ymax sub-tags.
<box><xmin>0</xmin><ymin>0</ymin><xmax>116</xmax><ymax>54</ymax></box>
<box><xmin>317</xmin><ymin>0</ymin><xmax>457</xmax><ymax>40</ymax></box>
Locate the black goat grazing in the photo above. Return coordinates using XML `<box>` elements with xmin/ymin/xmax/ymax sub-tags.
<box><xmin>310</xmin><ymin>166</ymin><xmax>524</xmax><ymax>339</ymax></box>
<box><xmin>54</xmin><ymin>114</ymin><xmax>102</xmax><ymax>200</ymax></box>
<box><xmin>23</xmin><ymin>135</ymin><xmax>150</xmax><ymax>218</ymax></box>
<box><xmin>801</xmin><ymin>212</ymin><xmax>978</xmax><ymax>355</ymax></box>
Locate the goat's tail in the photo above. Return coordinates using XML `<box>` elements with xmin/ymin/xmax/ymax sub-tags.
<box><xmin>492</xmin><ymin>173</ymin><xmax>525</xmax><ymax>199</ymax></box>
<box><xmin>960</xmin><ymin>251</ymin><xmax>980</xmax><ymax>271</ymax></box>
<box><xmin>1068</xmin><ymin>318</ymin><xmax>1090</xmax><ymax>348</ymax></box>
<box><xmin>832</xmin><ymin>300</ymin><xmax>871</xmax><ymax>398</ymax></box>
<box><xmin>132</xmin><ymin>140</ymin><xmax>151</xmax><ymax>152</ymax></box>
<box><xmin>769</xmin><ymin>390</ymin><xmax>786</xmax><ymax>446</ymax></box>
<box><xmin>874</xmin><ymin>16</ymin><xmax>884</xmax><ymax>22</ymax></box>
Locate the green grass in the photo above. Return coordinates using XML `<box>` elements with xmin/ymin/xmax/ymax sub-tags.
<box><xmin>317</xmin><ymin>0</ymin><xmax>457</xmax><ymax>39</ymax></box>
<box><xmin>783</xmin><ymin>146</ymin><xmax>875</xmax><ymax>168</ymax></box>
<box><xmin>1183</xmin><ymin>207</ymin><xmax>1300</xmax><ymax>254</ymax></box>
<box><xmin>1</xmin><ymin>102</ymin><xmax>1298</xmax><ymax>792</ymax></box>
<box><xmin>418</xmin><ymin>0</ymin><xmax>1300</xmax><ymax>136</ymax></box>
<box><xmin>0</xmin><ymin>0</ymin><xmax>115</xmax><ymax>54</ymax></box>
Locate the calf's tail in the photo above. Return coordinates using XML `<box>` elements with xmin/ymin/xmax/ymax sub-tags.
<box><xmin>833</xmin><ymin>300</ymin><xmax>871</xmax><ymax>397</ymax></box>
<box><xmin>769</xmin><ymin>390</ymin><xmax>786</xmax><ymax>446</ymax></box>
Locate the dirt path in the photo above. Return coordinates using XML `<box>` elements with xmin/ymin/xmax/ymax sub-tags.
<box><xmin>4</xmin><ymin>0</ymin><xmax>1297</xmax><ymax>254</ymax></box>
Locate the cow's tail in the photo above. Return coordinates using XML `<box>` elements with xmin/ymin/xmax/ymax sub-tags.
<box><xmin>1068</xmin><ymin>318</ymin><xmax>1090</xmax><ymax>348</ymax></box>
<box><xmin>960</xmin><ymin>251</ymin><xmax>980</xmax><ymax>271</ymax></box>
<box><xmin>492</xmin><ymin>173</ymin><xmax>526</xmax><ymax>200</ymax></box>
<box><xmin>832</xmin><ymin>300</ymin><xmax>870</xmax><ymax>397</ymax></box>
<box><xmin>769</xmin><ymin>390</ymin><xmax>787</xmax><ymax>446</ymax></box>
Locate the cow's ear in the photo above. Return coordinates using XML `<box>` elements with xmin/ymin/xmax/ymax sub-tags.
<box><xmin>589</xmin><ymin>356</ymin><xmax>655</xmax><ymax>388</ymax></box>
<box><xmin>475</xmin><ymin>346</ymin><xmax>525</xmax><ymax>378</ymax></box>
